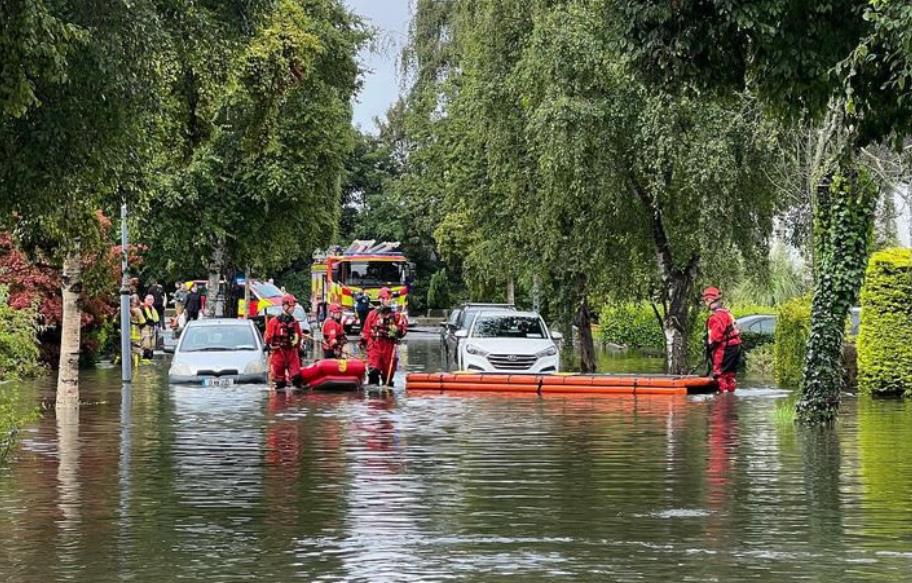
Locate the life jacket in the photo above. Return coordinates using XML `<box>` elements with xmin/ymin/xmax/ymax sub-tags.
<box><xmin>370</xmin><ymin>309</ymin><xmax>401</xmax><ymax>341</ymax></box>
<box><xmin>707</xmin><ymin>306</ymin><xmax>742</xmax><ymax>349</ymax></box>
<box><xmin>322</xmin><ymin>318</ymin><xmax>346</xmax><ymax>351</ymax></box>
<box><xmin>271</xmin><ymin>314</ymin><xmax>297</xmax><ymax>348</ymax></box>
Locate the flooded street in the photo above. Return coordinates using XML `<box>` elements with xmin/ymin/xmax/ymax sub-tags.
<box><xmin>2</xmin><ymin>332</ymin><xmax>912</xmax><ymax>582</ymax></box>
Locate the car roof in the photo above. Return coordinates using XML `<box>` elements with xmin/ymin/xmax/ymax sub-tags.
<box><xmin>461</xmin><ymin>302</ymin><xmax>516</xmax><ymax>308</ymax></box>
<box><xmin>736</xmin><ymin>314</ymin><xmax>775</xmax><ymax>321</ymax></box>
<box><xmin>185</xmin><ymin>318</ymin><xmax>254</xmax><ymax>327</ymax></box>
<box><xmin>474</xmin><ymin>309</ymin><xmax>541</xmax><ymax>318</ymax></box>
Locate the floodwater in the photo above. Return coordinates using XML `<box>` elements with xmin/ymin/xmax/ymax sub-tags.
<box><xmin>2</xmin><ymin>331</ymin><xmax>912</xmax><ymax>582</ymax></box>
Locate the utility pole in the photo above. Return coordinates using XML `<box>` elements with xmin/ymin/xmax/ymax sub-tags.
<box><xmin>120</xmin><ymin>201</ymin><xmax>132</xmax><ymax>383</ymax></box>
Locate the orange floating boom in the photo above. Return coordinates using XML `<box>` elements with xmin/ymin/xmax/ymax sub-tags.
<box><xmin>405</xmin><ymin>372</ymin><xmax>717</xmax><ymax>396</ymax></box>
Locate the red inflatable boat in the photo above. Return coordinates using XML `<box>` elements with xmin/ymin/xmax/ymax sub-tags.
<box><xmin>406</xmin><ymin>372</ymin><xmax>717</xmax><ymax>396</ymax></box>
<box><xmin>299</xmin><ymin>359</ymin><xmax>366</xmax><ymax>391</ymax></box>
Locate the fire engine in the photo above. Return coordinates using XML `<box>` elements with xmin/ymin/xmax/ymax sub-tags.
<box><xmin>311</xmin><ymin>240</ymin><xmax>412</xmax><ymax>331</ymax></box>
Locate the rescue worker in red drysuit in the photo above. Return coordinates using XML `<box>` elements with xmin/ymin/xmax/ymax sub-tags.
<box><xmin>322</xmin><ymin>303</ymin><xmax>347</xmax><ymax>359</ymax></box>
<box><xmin>702</xmin><ymin>287</ymin><xmax>743</xmax><ymax>392</ymax></box>
<box><xmin>264</xmin><ymin>294</ymin><xmax>304</xmax><ymax>389</ymax></box>
<box><xmin>360</xmin><ymin>287</ymin><xmax>408</xmax><ymax>386</ymax></box>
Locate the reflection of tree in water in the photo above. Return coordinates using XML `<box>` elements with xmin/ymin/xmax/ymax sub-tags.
<box><xmin>798</xmin><ymin>424</ymin><xmax>845</xmax><ymax>552</ymax></box>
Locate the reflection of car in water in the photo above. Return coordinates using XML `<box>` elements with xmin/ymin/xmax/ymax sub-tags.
<box><xmin>168</xmin><ymin>319</ymin><xmax>268</xmax><ymax>385</ymax></box>
<box><xmin>452</xmin><ymin>310</ymin><xmax>562</xmax><ymax>373</ymax></box>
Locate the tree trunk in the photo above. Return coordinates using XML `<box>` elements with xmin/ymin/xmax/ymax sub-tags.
<box><xmin>632</xmin><ymin>180</ymin><xmax>700</xmax><ymax>374</ymax></box>
<box><xmin>205</xmin><ymin>243</ymin><xmax>224</xmax><ymax>318</ymax></box>
<box><xmin>797</xmin><ymin>167</ymin><xmax>877</xmax><ymax>424</ymax></box>
<box><xmin>56</xmin><ymin>250</ymin><xmax>82</xmax><ymax>409</ymax></box>
<box><xmin>662</xmin><ymin>267</ymin><xmax>698</xmax><ymax>375</ymax></box>
<box><xmin>506</xmin><ymin>276</ymin><xmax>515</xmax><ymax>305</ymax></box>
<box><xmin>574</xmin><ymin>287</ymin><xmax>597</xmax><ymax>373</ymax></box>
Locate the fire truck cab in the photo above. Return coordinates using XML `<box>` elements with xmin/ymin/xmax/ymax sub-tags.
<box><xmin>311</xmin><ymin>240</ymin><xmax>412</xmax><ymax>332</ymax></box>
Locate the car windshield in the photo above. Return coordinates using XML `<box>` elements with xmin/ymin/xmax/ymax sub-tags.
<box><xmin>252</xmin><ymin>282</ymin><xmax>283</xmax><ymax>298</ymax></box>
<box><xmin>473</xmin><ymin>315</ymin><xmax>546</xmax><ymax>339</ymax></box>
<box><xmin>335</xmin><ymin>261</ymin><xmax>403</xmax><ymax>287</ymax></box>
<box><xmin>179</xmin><ymin>325</ymin><xmax>258</xmax><ymax>352</ymax></box>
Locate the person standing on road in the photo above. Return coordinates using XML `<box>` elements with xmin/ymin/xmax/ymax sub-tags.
<box><xmin>148</xmin><ymin>281</ymin><xmax>165</xmax><ymax>329</ymax></box>
<box><xmin>322</xmin><ymin>304</ymin><xmax>347</xmax><ymax>359</ymax></box>
<box><xmin>265</xmin><ymin>294</ymin><xmax>304</xmax><ymax>389</ymax></box>
<box><xmin>360</xmin><ymin>288</ymin><xmax>407</xmax><ymax>387</ymax></box>
<box><xmin>129</xmin><ymin>294</ymin><xmax>146</xmax><ymax>364</ymax></box>
<box><xmin>702</xmin><ymin>287</ymin><xmax>742</xmax><ymax>392</ymax></box>
<box><xmin>184</xmin><ymin>284</ymin><xmax>202</xmax><ymax>321</ymax></box>
<box><xmin>355</xmin><ymin>291</ymin><xmax>371</xmax><ymax>330</ymax></box>
<box><xmin>141</xmin><ymin>295</ymin><xmax>160</xmax><ymax>359</ymax></box>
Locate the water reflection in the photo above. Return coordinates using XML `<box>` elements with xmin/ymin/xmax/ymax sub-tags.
<box><xmin>0</xmin><ymin>337</ymin><xmax>911</xmax><ymax>581</ymax></box>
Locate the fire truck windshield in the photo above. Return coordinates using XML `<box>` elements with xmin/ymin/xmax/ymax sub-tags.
<box><xmin>335</xmin><ymin>261</ymin><xmax>403</xmax><ymax>287</ymax></box>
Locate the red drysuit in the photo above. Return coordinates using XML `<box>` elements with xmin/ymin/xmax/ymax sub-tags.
<box><xmin>321</xmin><ymin>317</ymin><xmax>346</xmax><ymax>358</ymax></box>
<box><xmin>265</xmin><ymin>314</ymin><xmax>303</xmax><ymax>386</ymax></box>
<box><xmin>360</xmin><ymin>308</ymin><xmax>408</xmax><ymax>386</ymax></box>
<box><xmin>706</xmin><ymin>306</ymin><xmax>742</xmax><ymax>392</ymax></box>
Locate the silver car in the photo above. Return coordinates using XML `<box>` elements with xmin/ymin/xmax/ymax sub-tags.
<box><xmin>168</xmin><ymin>319</ymin><xmax>269</xmax><ymax>385</ymax></box>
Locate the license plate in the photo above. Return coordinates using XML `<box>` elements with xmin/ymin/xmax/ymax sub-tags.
<box><xmin>203</xmin><ymin>377</ymin><xmax>234</xmax><ymax>387</ymax></box>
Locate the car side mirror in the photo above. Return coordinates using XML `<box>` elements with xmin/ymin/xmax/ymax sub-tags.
<box><xmin>455</xmin><ymin>330</ymin><xmax>469</xmax><ymax>339</ymax></box>
<box><xmin>551</xmin><ymin>331</ymin><xmax>563</xmax><ymax>340</ymax></box>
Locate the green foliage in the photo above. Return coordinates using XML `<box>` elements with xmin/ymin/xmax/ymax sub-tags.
<box><xmin>426</xmin><ymin>269</ymin><xmax>452</xmax><ymax>310</ymax></box>
<box><xmin>798</xmin><ymin>168</ymin><xmax>879</xmax><ymax>422</ymax></box>
<box><xmin>140</xmin><ymin>0</ymin><xmax>366</xmax><ymax>281</ymax></box>
<box><xmin>775</xmin><ymin>296</ymin><xmax>812</xmax><ymax>390</ymax></box>
<box><xmin>598</xmin><ymin>303</ymin><xmax>664</xmax><ymax>352</ymax></box>
<box><xmin>857</xmin><ymin>248</ymin><xmax>912</xmax><ymax>397</ymax></box>
<box><xmin>731</xmin><ymin>244</ymin><xmax>810</xmax><ymax>306</ymax></box>
<box><xmin>0</xmin><ymin>284</ymin><xmax>41</xmax><ymax>460</ymax></box>
<box><xmin>745</xmin><ymin>343</ymin><xmax>775</xmax><ymax>379</ymax></box>
<box><xmin>0</xmin><ymin>286</ymin><xmax>41</xmax><ymax>380</ymax></box>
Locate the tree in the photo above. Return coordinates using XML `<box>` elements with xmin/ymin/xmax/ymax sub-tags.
<box><xmin>140</xmin><ymin>0</ymin><xmax>366</xmax><ymax>315</ymax></box>
<box><xmin>611</xmin><ymin>0</ymin><xmax>912</xmax><ymax>422</ymax></box>
<box><xmin>1</xmin><ymin>0</ymin><xmax>168</xmax><ymax>407</ymax></box>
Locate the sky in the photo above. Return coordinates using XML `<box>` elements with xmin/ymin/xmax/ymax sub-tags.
<box><xmin>344</xmin><ymin>0</ymin><xmax>412</xmax><ymax>134</ymax></box>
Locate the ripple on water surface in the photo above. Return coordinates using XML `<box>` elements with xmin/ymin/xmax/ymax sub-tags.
<box><xmin>1</xmin><ymin>342</ymin><xmax>912</xmax><ymax>582</ymax></box>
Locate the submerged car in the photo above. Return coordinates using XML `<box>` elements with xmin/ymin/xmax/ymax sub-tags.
<box><xmin>454</xmin><ymin>309</ymin><xmax>561</xmax><ymax>373</ymax></box>
<box><xmin>441</xmin><ymin>302</ymin><xmax>517</xmax><ymax>366</ymax></box>
<box><xmin>168</xmin><ymin>319</ymin><xmax>268</xmax><ymax>385</ymax></box>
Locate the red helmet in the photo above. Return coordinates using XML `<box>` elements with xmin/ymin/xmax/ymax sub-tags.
<box><xmin>329</xmin><ymin>303</ymin><xmax>342</xmax><ymax>314</ymax></box>
<box><xmin>282</xmin><ymin>293</ymin><xmax>297</xmax><ymax>306</ymax></box>
<box><xmin>702</xmin><ymin>287</ymin><xmax>722</xmax><ymax>302</ymax></box>
<box><xmin>378</xmin><ymin>287</ymin><xmax>392</xmax><ymax>300</ymax></box>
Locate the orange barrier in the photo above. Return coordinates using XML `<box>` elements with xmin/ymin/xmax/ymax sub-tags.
<box><xmin>405</xmin><ymin>372</ymin><xmax>716</xmax><ymax>396</ymax></box>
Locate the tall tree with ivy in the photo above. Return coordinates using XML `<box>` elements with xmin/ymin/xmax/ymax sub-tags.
<box><xmin>612</xmin><ymin>0</ymin><xmax>912</xmax><ymax>422</ymax></box>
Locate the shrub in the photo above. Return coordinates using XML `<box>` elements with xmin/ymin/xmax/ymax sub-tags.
<box><xmin>426</xmin><ymin>269</ymin><xmax>452</xmax><ymax>310</ymax></box>
<box><xmin>598</xmin><ymin>303</ymin><xmax>665</xmax><ymax>352</ymax></box>
<box><xmin>857</xmin><ymin>248</ymin><xmax>912</xmax><ymax>397</ymax></box>
<box><xmin>745</xmin><ymin>342</ymin><xmax>775</xmax><ymax>378</ymax></box>
<box><xmin>0</xmin><ymin>285</ymin><xmax>42</xmax><ymax>461</ymax></box>
<box><xmin>774</xmin><ymin>296</ymin><xmax>812</xmax><ymax>389</ymax></box>
<box><xmin>0</xmin><ymin>286</ymin><xmax>42</xmax><ymax>380</ymax></box>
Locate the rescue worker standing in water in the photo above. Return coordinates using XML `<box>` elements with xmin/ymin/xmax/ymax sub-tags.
<box><xmin>322</xmin><ymin>304</ymin><xmax>347</xmax><ymax>359</ymax></box>
<box><xmin>265</xmin><ymin>294</ymin><xmax>304</xmax><ymax>389</ymax></box>
<box><xmin>703</xmin><ymin>287</ymin><xmax>742</xmax><ymax>392</ymax></box>
<box><xmin>360</xmin><ymin>287</ymin><xmax>407</xmax><ymax>386</ymax></box>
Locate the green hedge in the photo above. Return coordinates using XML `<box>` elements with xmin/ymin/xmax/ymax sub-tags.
<box><xmin>857</xmin><ymin>248</ymin><xmax>912</xmax><ymax>397</ymax></box>
<box><xmin>599</xmin><ymin>301</ymin><xmax>776</xmax><ymax>364</ymax></box>
<box><xmin>773</xmin><ymin>296</ymin><xmax>811</xmax><ymax>389</ymax></box>
<box><xmin>0</xmin><ymin>286</ymin><xmax>42</xmax><ymax>461</ymax></box>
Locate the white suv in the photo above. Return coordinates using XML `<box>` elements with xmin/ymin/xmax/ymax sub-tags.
<box><xmin>454</xmin><ymin>310</ymin><xmax>562</xmax><ymax>373</ymax></box>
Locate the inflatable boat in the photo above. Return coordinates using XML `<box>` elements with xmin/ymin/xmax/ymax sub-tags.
<box><xmin>299</xmin><ymin>359</ymin><xmax>366</xmax><ymax>391</ymax></box>
<box><xmin>406</xmin><ymin>372</ymin><xmax>717</xmax><ymax>396</ymax></box>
